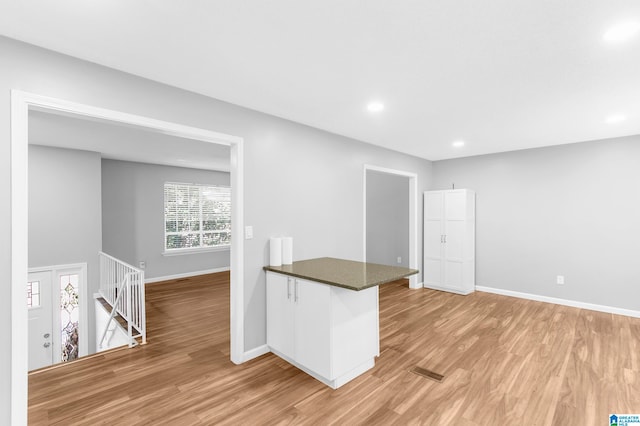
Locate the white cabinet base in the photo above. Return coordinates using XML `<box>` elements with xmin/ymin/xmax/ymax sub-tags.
<box><xmin>266</xmin><ymin>271</ymin><xmax>379</xmax><ymax>389</ymax></box>
<box><xmin>271</xmin><ymin>348</ymin><xmax>375</xmax><ymax>389</ymax></box>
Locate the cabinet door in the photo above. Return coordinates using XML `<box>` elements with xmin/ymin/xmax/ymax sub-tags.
<box><xmin>266</xmin><ymin>273</ymin><xmax>295</xmax><ymax>359</ymax></box>
<box><xmin>294</xmin><ymin>278</ymin><xmax>331</xmax><ymax>379</ymax></box>
<box><xmin>444</xmin><ymin>190</ymin><xmax>467</xmax><ymax>220</ymax></box>
<box><xmin>424</xmin><ymin>191</ymin><xmax>444</xmax><ymax>286</ymax></box>
<box><xmin>444</xmin><ymin>191</ymin><xmax>467</xmax><ymax>291</ymax></box>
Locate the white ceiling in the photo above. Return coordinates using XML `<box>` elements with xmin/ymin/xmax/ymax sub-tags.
<box><xmin>29</xmin><ymin>110</ymin><xmax>231</xmax><ymax>171</ymax></box>
<box><xmin>2</xmin><ymin>1</ymin><xmax>640</xmax><ymax>160</ymax></box>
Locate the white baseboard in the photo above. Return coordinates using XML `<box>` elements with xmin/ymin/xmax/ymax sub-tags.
<box><xmin>423</xmin><ymin>283</ymin><xmax>473</xmax><ymax>295</ymax></box>
<box><xmin>476</xmin><ymin>285</ymin><xmax>640</xmax><ymax>318</ymax></box>
<box><xmin>243</xmin><ymin>344</ymin><xmax>270</xmax><ymax>362</ymax></box>
<box><xmin>145</xmin><ymin>266</ymin><xmax>230</xmax><ymax>284</ymax></box>
<box><xmin>410</xmin><ymin>281</ymin><xmax>423</xmax><ymax>290</ymax></box>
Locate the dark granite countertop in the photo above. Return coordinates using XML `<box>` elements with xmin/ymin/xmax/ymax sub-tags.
<box><xmin>263</xmin><ymin>257</ymin><xmax>418</xmax><ymax>291</ymax></box>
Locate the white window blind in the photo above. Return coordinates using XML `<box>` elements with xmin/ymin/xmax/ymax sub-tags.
<box><xmin>164</xmin><ymin>183</ymin><xmax>231</xmax><ymax>251</ymax></box>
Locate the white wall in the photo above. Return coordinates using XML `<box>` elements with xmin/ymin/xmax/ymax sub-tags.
<box><xmin>431</xmin><ymin>136</ymin><xmax>640</xmax><ymax>311</ymax></box>
<box><xmin>101</xmin><ymin>159</ymin><xmax>230</xmax><ymax>280</ymax></box>
<box><xmin>28</xmin><ymin>145</ymin><xmax>102</xmax><ymax>354</ymax></box>
<box><xmin>1</xmin><ymin>36</ymin><xmax>433</xmax><ymax>421</ymax></box>
<box><xmin>366</xmin><ymin>170</ymin><xmax>409</xmax><ymax>267</ymax></box>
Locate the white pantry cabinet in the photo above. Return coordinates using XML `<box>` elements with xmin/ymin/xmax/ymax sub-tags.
<box><xmin>423</xmin><ymin>189</ymin><xmax>475</xmax><ymax>294</ymax></box>
<box><xmin>266</xmin><ymin>271</ymin><xmax>378</xmax><ymax>389</ymax></box>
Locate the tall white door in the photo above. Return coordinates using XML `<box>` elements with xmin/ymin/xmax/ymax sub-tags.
<box><xmin>28</xmin><ymin>271</ymin><xmax>54</xmax><ymax>371</ymax></box>
<box><xmin>443</xmin><ymin>191</ymin><xmax>467</xmax><ymax>292</ymax></box>
<box><xmin>423</xmin><ymin>191</ymin><xmax>444</xmax><ymax>286</ymax></box>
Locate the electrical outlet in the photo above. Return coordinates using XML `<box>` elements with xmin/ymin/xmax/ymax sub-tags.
<box><xmin>397</xmin><ymin>257</ymin><xmax>402</xmax><ymax>264</ymax></box>
<box><xmin>556</xmin><ymin>275</ymin><xmax>564</xmax><ymax>285</ymax></box>
<box><xmin>139</xmin><ymin>261</ymin><xmax>146</xmax><ymax>270</ymax></box>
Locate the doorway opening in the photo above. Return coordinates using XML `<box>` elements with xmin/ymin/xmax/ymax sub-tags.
<box><xmin>27</xmin><ymin>108</ymin><xmax>232</xmax><ymax>360</ymax></box>
<box><xmin>363</xmin><ymin>164</ymin><xmax>419</xmax><ymax>288</ymax></box>
<box><xmin>11</xmin><ymin>91</ymin><xmax>245</xmax><ymax>424</ymax></box>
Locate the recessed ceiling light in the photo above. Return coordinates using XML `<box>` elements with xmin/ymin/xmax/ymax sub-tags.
<box><xmin>452</xmin><ymin>140</ymin><xmax>465</xmax><ymax>148</ymax></box>
<box><xmin>605</xmin><ymin>114</ymin><xmax>627</xmax><ymax>124</ymax></box>
<box><xmin>366</xmin><ymin>102</ymin><xmax>385</xmax><ymax>113</ymax></box>
<box><xmin>603</xmin><ymin>21</ymin><xmax>640</xmax><ymax>43</ymax></box>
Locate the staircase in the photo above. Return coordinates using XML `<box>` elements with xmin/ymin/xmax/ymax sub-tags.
<box><xmin>98</xmin><ymin>252</ymin><xmax>147</xmax><ymax>348</ymax></box>
<box><xmin>95</xmin><ymin>296</ymin><xmax>141</xmax><ymax>346</ymax></box>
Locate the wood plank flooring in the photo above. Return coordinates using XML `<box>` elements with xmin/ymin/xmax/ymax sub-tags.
<box><xmin>29</xmin><ymin>272</ymin><xmax>640</xmax><ymax>425</ymax></box>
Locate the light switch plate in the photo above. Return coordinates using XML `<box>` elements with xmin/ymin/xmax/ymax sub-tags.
<box><xmin>244</xmin><ymin>226</ymin><xmax>253</xmax><ymax>239</ymax></box>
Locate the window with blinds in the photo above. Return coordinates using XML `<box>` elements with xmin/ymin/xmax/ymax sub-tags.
<box><xmin>164</xmin><ymin>182</ymin><xmax>231</xmax><ymax>251</ymax></box>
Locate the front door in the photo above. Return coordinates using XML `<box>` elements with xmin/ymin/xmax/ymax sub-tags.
<box><xmin>28</xmin><ymin>271</ymin><xmax>54</xmax><ymax>371</ymax></box>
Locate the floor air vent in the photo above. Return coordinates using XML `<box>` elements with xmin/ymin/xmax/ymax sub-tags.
<box><xmin>410</xmin><ymin>366</ymin><xmax>444</xmax><ymax>382</ymax></box>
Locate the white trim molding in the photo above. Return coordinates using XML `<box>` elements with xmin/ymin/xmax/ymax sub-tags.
<box><xmin>10</xmin><ymin>90</ymin><xmax>29</xmax><ymax>426</ymax></box>
<box><xmin>242</xmin><ymin>344</ymin><xmax>270</xmax><ymax>362</ymax></box>
<box><xmin>10</xmin><ymin>90</ymin><xmax>245</xmax><ymax>424</ymax></box>
<box><xmin>229</xmin><ymin>133</ymin><xmax>245</xmax><ymax>365</ymax></box>
<box><xmin>476</xmin><ymin>286</ymin><xmax>640</xmax><ymax>318</ymax></box>
<box><xmin>162</xmin><ymin>246</ymin><xmax>230</xmax><ymax>256</ymax></box>
<box><xmin>145</xmin><ymin>267</ymin><xmax>231</xmax><ymax>284</ymax></box>
<box><xmin>363</xmin><ymin>164</ymin><xmax>420</xmax><ymax>289</ymax></box>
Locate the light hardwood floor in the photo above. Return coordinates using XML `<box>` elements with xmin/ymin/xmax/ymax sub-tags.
<box><xmin>29</xmin><ymin>272</ymin><xmax>640</xmax><ymax>425</ymax></box>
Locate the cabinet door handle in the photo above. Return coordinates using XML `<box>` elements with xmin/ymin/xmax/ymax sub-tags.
<box><xmin>444</xmin><ymin>235</ymin><xmax>447</xmax><ymax>243</ymax></box>
<box><xmin>294</xmin><ymin>280</ymin><xmax>299</xmax><ymax>302</ymax></box>
<box><xmin>287</xmin><ymin>278</ymin><xmax>292</xmax><ymax>300</ymax></box>
<box><xmin>440</xmin><ymin>235</ymin><xmax>444</xmax><ymax>243</ymax></box>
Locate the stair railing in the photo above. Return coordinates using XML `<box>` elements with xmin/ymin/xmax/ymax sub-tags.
<box><xmin>98</xmin><ymin>251</ymin><xmax>147</xmax><ymax>348</ymax></box>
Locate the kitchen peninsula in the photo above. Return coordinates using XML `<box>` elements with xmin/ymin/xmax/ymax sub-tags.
<box><xmin>264</xmin><ymin>257</ymin><xmax>418</xmax><ymax>389</ymax></box>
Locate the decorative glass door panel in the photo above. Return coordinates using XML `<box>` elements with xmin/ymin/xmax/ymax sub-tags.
<box><xmin>60</xmin><ymin>273</ymin><xmax>80</xmax><ymax>362</ymax></box>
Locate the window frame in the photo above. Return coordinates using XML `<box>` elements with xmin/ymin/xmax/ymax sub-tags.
<box><xmin>27</xmin><ymin>280</ymin><xmax>41</xmax><ymax>309</ymax></box>
<box><xmin>163</xmin><ymin>182</ymin><xmax>231</xmax><ymax>255</ymax></box>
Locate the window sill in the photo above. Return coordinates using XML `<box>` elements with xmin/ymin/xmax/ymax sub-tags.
<box><xmin>163</xmin><ymin>246</ymin><xmax>230</xmax><ymax>256</ymax></box>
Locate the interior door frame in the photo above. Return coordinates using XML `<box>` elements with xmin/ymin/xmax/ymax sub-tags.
<box><xmin>11</xmin><ymin>90</ymin><xmax>246</xmax><ymax>425</ymax></box>
<box><xmin>362</xmin><ymin>164</ymin><xmax>420</xmax><ymax>289</ymax></box>
<box><xmin>29</xmin><ymin>263</ymin><xmax>89</xmax><ymax>365</ymax></box>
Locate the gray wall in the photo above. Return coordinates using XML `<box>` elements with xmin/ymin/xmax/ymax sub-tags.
<box><xmin>0</xmin><ymin>36</ymin><xmax>432</xmax><ymax>420</ymax></box>
<box><xmin>366</xmin><ymin>171</ymin><xmax>409</xmax><ymax>267</ymax></box>
<box><xmin>432</xmin><ymin>136</ymin><xmax>640</xmax><ymax>311</ymax></box>
<box><xmin>28</xmin><ymin>145</ymin><xmax>102</xmax><ymax>355</ymax></box>
<box><xmin>101</xmin><ymin>159</ymin><xmax>231</xmax><ymax>279</ymax></box>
